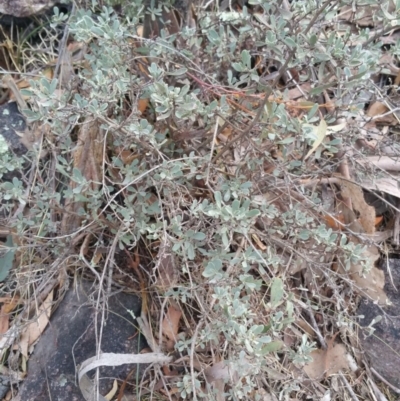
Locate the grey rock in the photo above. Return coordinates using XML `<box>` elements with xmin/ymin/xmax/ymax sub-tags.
<box><xmin>358</xmin><ymin>257</ymin><xmax>400</xmax><ymax>388</ymax></box>
<box><xmin>0</xmin><ymin>0</ymin><xmax>58</xmax><ymax>18</ymax></box>
<box><xmin>17</xmin><ymin>280</ymin><xmax>144</xmax><ymax>401</ymax></box>
<box><xmin>0</xmin><ymin>375</ymin><xmax>10</xmax><ymax>399</ymax></box>
<box><xmin>0</xmin><ymin>102</ymin><xmax>28</xmax><ymax>157</ymax></box>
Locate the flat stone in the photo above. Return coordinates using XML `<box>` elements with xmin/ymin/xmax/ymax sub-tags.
<box><xmin>17</xmin><ymin>280</ymin><xmax>143</xmax><ymax>401</ymax></box>
<box><xmin>0</xmin><ymin>102</ymin><xmax>28</xmax><ymax>157</ymax></box>
<box><xmin>358</xmin><ymin>256</ymin><xmax>400</xmax><ymax>389</ymax></box>
<box><xmin>0</xmin><ymin>0</ymin><xmax>58</xmax><ymax>18</ymax></box>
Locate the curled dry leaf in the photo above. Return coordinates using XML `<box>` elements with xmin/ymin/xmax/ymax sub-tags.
<box><xmin>255</xmin><ymin>389</ymin><xmax>278</xmax><ymax>401</ymax></box>
<box><xmin>367</xmin><ymin>102</ymin><xmax>398</xmax><ymax>125</ymax></box>
<box><xmin>204</xmin><ymin>359</ymin><xmax>253</xmax><ymax>384</ymax></box>
<box><xmin>303</xmin><ymin>337</ymin><xmax>350</xmax><ymax>380</ymax></box>
<box><xmin>288</xmin><ymin>83</ymin><xmax>311</xmax><ymax>100</ymax></box>
<box><xmin>339</xmin><ymin>241</ymin><xmax>388</xmax><ymax>305</ymax></box>
<box><xmin>303</xmin><ymin>119</ymin><xmax>346</xmax><ymax>161</ymax></box>
<box><xmin>161</xmin><ymin>302</ymin><xmax>182</xmax><ymax>350</ymax></box>
<box><xmin>0</xmin><ymin>297</ymin><xmax>20</xmax><ymax>334</ymax></box>
<box><xmin>361</xmin><ymin>177</ymin><xmax>400</xmax><ymax>200</ymax></box>
<box><xmin>78</xmin><ymin>352</ymin><xmax>172</xmax><ymax>401</ymax></box>
<box><xmin>104</xmin><ymin>379</ymin><xmax>118</xmax><ymax>401</ymax></box>
<box><xmin>154</xmin><ymin>240</ymin><xmax>178</xmax><ymax>292</ymax></box>
<box><xmin>61</xmin><ymin>117</ymin><xmax>104</xmax><ymax>234</ymax></box>
<box><xmin>340</xmin><ymin>179</ymin><xmax>376</xmax><ymax>234</ymax></box>
<box><xmin>340</xmin><ymin>2</ymin><xmax>395</xmax><ymax>27</ymax></box>
<box><xmin>19</xmin><ymin>290</ymin><xmax>53</xmax><ymax>358</ymax></box>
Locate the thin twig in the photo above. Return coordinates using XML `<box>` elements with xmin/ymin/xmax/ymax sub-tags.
<box><xmin>213</xmin><ymin>0</ymin><xmax>336</xmax><ymax>164</ymax></box>
<box><xmin>362</xmin><ymin>24</ymin><xmax>400</xmax><ymax>48</ymax></box>
<box><xmin>190</xmin><ymin>321</ymin><xmax>202</xmax><ymax>401</ymax></box>
<box><xmin>339</xmin><ymin>371</ymin><xmax>360</xmax><ymax>401</ymax></box>
<box><xmin>371</xmin><ymin>367</ymin><xmax>400</xmax><ymax>394</ymax></box>
<box><xmin>304</xmin><ymin>303</ymin><xmax>327</xmax><ymax>349</ymax></box>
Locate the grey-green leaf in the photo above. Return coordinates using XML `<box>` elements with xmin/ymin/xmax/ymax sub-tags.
<box><xmin>270</xmin><ymin>277</ymin><xmax>284</xmax><ymax>307</ymax></box>
<box><xmin>0</xmin><ymin>235</ymin><xmax>15</xmax><ymax>282</ymax></box>
<box><xmin>260</xmin><ymin>340</ymin><xmax>283</xmax><ymax>355</ymax></box>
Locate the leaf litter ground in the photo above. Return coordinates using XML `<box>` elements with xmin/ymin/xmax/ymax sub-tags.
<box><xmin>1</xmin><ymin>1</ymin><xmax>400</xmax><ymax>400</ymax></box>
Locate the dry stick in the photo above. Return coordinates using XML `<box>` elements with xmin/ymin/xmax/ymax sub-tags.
<box><xmin>190</xmin><ymin>321</ymin><xmax>202</xmax><ymax>401</ymax></box>
<box><xmin>367</xmin><ymin>377</ymin><xmax>390</xmax><ymax>401</ymax></box>
<box><xmin>96</xmin><ymin>115</ymin><xmax>159</xmax><ymax>155</ymax></box>
<box><xmin>371</xmin><ymin>367</ymin><xmax>400</xmax><ymax>395</ymax></box>
<box><xmin>53</xmin><ymin>3</ymin><xmax>76</xmax><ymax>79</ymax></box>
<box><xmin>393</xmin><ymin>211</ymin><xmax>400</xmax><ymax>246</ymax></box>
<box><xmin>137</xmin><ymin>312</ymin><xmax>159</xmax><ymax>353</ymax></box>
<box><xmin>0</xmin><ymin>253</ymin><xmax>66</xmax><ymax>358</ymax></box>
<box><xmin>358</xmin><ymin>155</ymin><xmax>400</xmax><ymax>171</ymax></box>
<box><xmin>156</xmin><ymin>365</ymin><xmax>175</xmax><ymax>401</ymax></box>
<box><xmin>205</xmin><ymin>119</ymin><xmax>219</xmax><ymax>185</ymax></box>
<box><xmin>35</xmin><ymin>157</ymin><xmax>202</xmax><ymax>242</ymax></box>
<box><xmin>363</xmin><ymin>362</ymin><xmax>390</xmax><ymax>401</ymax></box>
<box><xmin>2</xmin><ymin>75</ymin><xmax>27</xmax><ymax>111</ymax></box>
<box><xmin>339</xmin><ymin>371</ymin><xmax>360</xmax><ymax>401</ymax></box>
<box><xmin>362</xmin><ymin>24</ymin><xmax>400</xmax><ymax>49</ymax></box>
<box><xmin>303</xmin><ymin>303</ymin><xmax>327</xmax><ymax>350</ymax></box>
<box><xmin>212</xmin><ymin>0</ymin><xmax>336</xmax><ymax>165</ymax></box>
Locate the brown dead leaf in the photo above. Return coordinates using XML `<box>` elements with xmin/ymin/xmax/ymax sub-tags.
<box><xmin>288</xmin><ymin>83</ymin><xmax>311</xmax><ymax>100</ymax></box>
<box><xmin>204</xmin><ymin>361</ymin><xmax>236</xmax><ymax>383</ymax></box>
<box><xmin>0</xmin><ymin>305</ymin><xmax>10</xmax><ymax>335</ymax></box>
<box><xmin>114</xmin><ymin>147</ymin><xmax>139</xmax><ymax>166</ymax></box>
<box><xmin>361</xmin><ymin>177</ymin><xmax>400</xmax><ymax>200</ymax></box>
<box><xmin>340</xmin><ymin>2</ymin><xmax>395</xmax><ymax>27</ymax></box>
<box><xmin>204</xmin><ymin>358</ymin><xmax>253</xmax><ymax>384</ymax></box>
<box><xmin>251</xmin><ymin>233</ymin><xmax>267</xmax><ymax>250</ymax></box>
<box><xmin>61</xmin><ymin>117</ymin><xmax>104</xmax><ymax>234</ymax></box>
<box><xmin>283</xmin><ymin>327</ymin><xmax>297</xmax><ymax>348</ymax></box>
<box><xmin>161</xmin><ymin>301</ymin><xmax>181</xmax><ymax>348</ymax></box>
<box><xmin>322</xmin><ymin>213</ymin><xmax>345</xmax><ymax>231</ymax></box>
<box><xmin>154</xmin><ymin>240</ymin><xmax>178</xmax><ymax>292</ymax></box>
<box><xmin>254</xmin><ymin>389</ymin><xmax>278</xmax><ymax>401</ymax></box>
<box><xmin>340</xmin><ymin>179</ymin><xmax>376</xmax><ymax>234</ymax></box>
<box><xmin>0</xmin><ymin>298</ymin><xmax>20</xmax><ymax>334</ymax></box>
<box><xmin>105</xmin><ymin>379</ymin><xmax>118</xmax><ymax>401</ymax></box>
<box><xmin>138</xmin><ymin>98</ymin><xmax>149</xmax><ymax>114</ymax></box>
<box><xmin>367</xmin><ymin>102</ymin><xmax>398</xmax><ymax>125</ymax></box>
<box><xmin>339</xmin><ymin>241</ymin><xmax>388</xmax><ymax>304</ymax></box>
<box><xmin>217</xmin><ymin>126</ymin><xmax>233</xmax><ymax>142</ymax></box>
<box><xmin>303</xmin><ymin>337</ymin><xmax>350</xmax><ymax>380</ymax></box>
<box><xmin>19</xmin><ymin>290</ymin><xmax>53</xmax><ymax>358</ymax></box>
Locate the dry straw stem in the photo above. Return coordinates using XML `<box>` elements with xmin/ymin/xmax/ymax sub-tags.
<box><xmin>357</xmin><ymin>156</ymin><xmax>400</xmax><ymax>171</ymax></box>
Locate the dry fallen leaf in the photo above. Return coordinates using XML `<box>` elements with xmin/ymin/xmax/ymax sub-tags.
<box><xmin>339</xmin><ymin>241</ymin><xmax>388</xmax><ymax>305</ymax></box>
<box><xmin>340</xmin><ymin>179</ymin><xmax>376</xmax><ymax>234</ymax></box>
<box><xmin>0</xmin><ymin>298</ymin><xmax>20</xmax><ymax>334</ymax></box>
<box><xmin>251</xmin><ymin>233</ymin><xmax>267</xmax><ymax>250</ymax></box>
<box><xmin>19</xmin><ymin>290</ymin><xmax>53</xmax><ymax>358</ymax></box>
<box><xmin>361</xmin><ymin>177</ymin><xmax>400</xmax><ymax>200</ymax></box>
<box><xmin>322</xmin><ymin>213</ymin><xmax>345</xmax><ymax>231</ymax></box>
<box><xmin>79</xmin><ymin>352</ymin><xmax>172</xmax><ymax>401</ymax></box>
<box><xmin>304</xmin><ymin>118</ymin><xmax>327</xmax><ymax>160</ymax></box>
<box><xmin>104</xmin><ymin>379</ymin><xmax>118</xmax><ymax>401</ymax></box>
<box><xmin>138</xmin><ymin>98</ymin><xmax>149</xmax><ymax>114</ymax></box>
<box><xmin>303</xmin><ymin>337</ymin><xmax>350</xmax><ymax>380</ymax></box>
<box><xmin>161</xmin><ymin>301</ymin><xmax>182</xmax><ymax>349</ymax></box>
<box><xmin>367</xmin><ymin>101</ymin><xmax>398</xmax><ymax>125</ymax></box>
<box><xmin>204</xmin><ymin>358</ymin><xmax>254</xmax><ymax>384</ymax></box>
<box><xmin>288</xmin><ymin>83</ymin><xmax>311</xmax><ymax>100</ymax></box>
<box><xmin>340</xmin><ymin>3</ymin><xmax>395</xmax><ymax>27</ymax></box>
<box><xmin>61</xmin><ymin>117</ymin><xmax>104</xmax><ymax>234</ymax></box>
<box><xmin>154</xmin><ymin>240</ymin><xmax>178</xmax><ymax>292</ymax></box>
